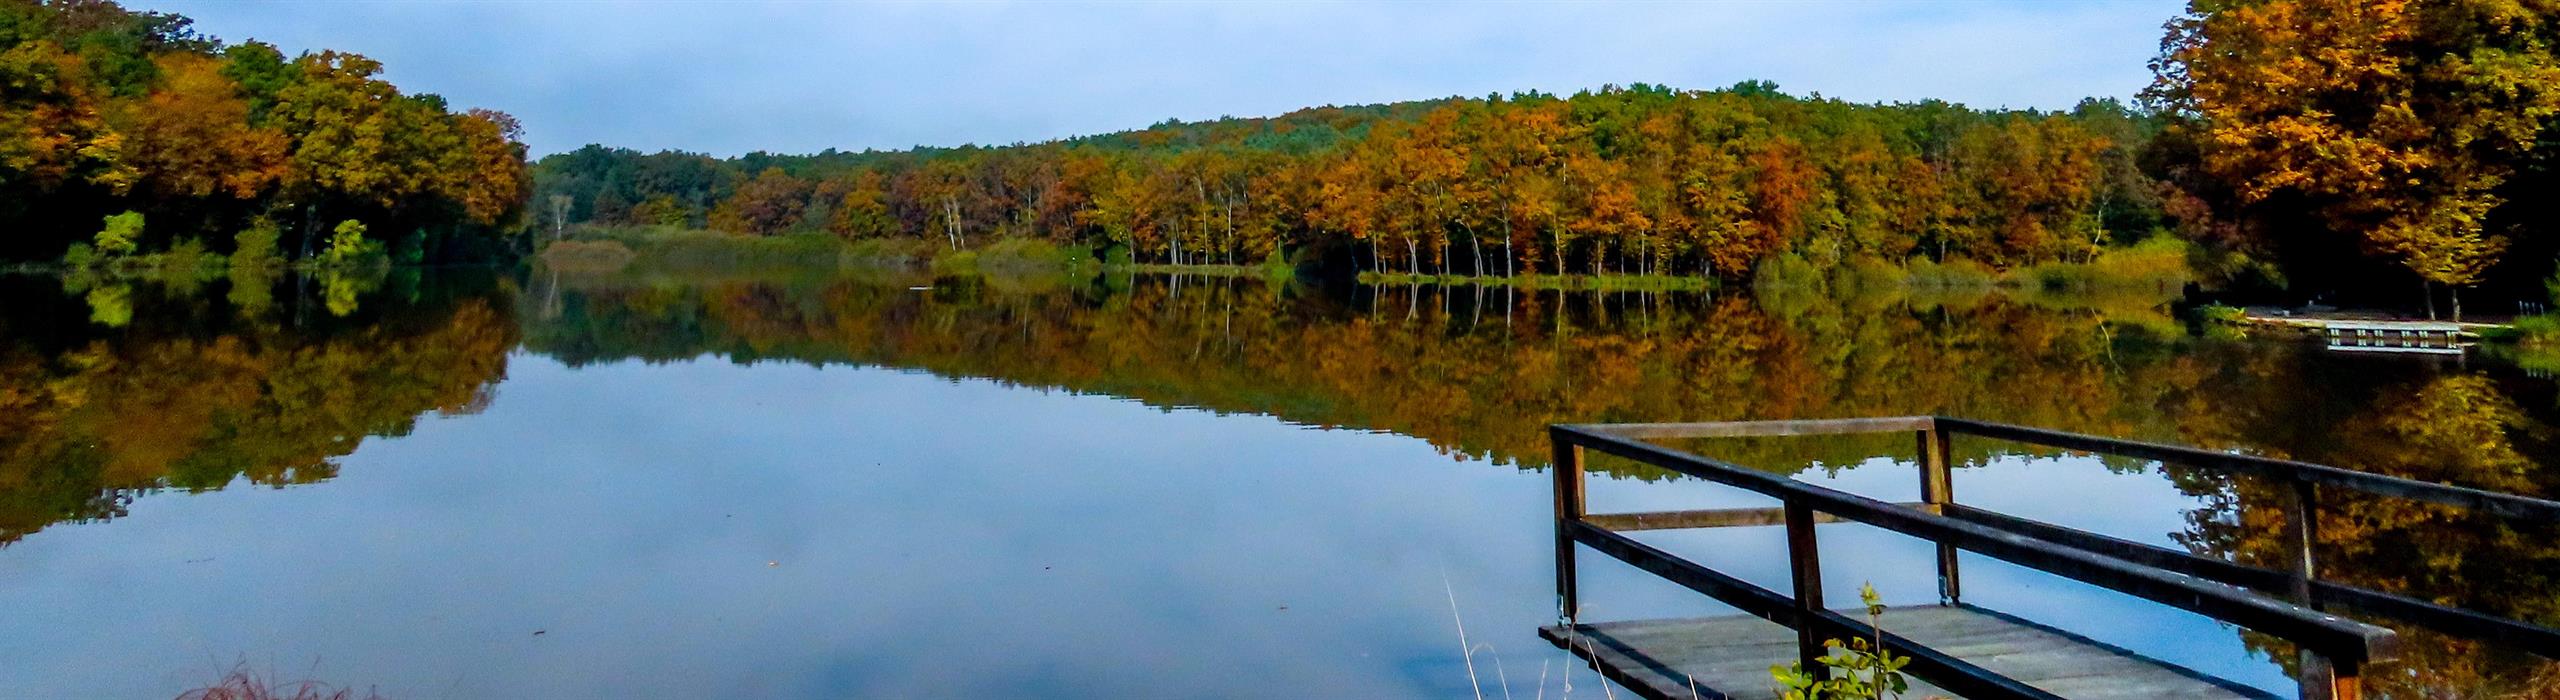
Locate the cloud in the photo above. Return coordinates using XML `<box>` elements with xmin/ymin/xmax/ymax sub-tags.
<box><xmin>147</xmin><ymin>0</ymin><xmax>2184</xmax><ymax>157</ymax></box>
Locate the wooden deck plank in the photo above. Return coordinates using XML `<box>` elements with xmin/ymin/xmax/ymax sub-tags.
<box><xmin>1541</xmin><ymin>605</ymin><xmax>2278</xmax><ymax>700</ymax></box>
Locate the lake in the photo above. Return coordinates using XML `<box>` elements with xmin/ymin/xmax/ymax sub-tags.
<box><xmin>1</xmin><ymin>266</ymin><xmax>2553</xmax><ymax>699</ymax></box>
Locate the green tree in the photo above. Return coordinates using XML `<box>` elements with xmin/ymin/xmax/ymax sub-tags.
<box><xmin>95</xmin><ymin>210</ymin><xmax>141</xmax><ymax>256</ymax></box>
<box><xmin>324</xmin><ymin>218</ymin><xmax>366</xmax><ymax>263</ymax></box>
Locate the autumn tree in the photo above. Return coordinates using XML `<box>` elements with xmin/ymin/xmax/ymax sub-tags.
<box><xmin>2151</xmin><ymin>0</ymin><xmax>2560</xmax><ymax>318</ymax></box>
<box><xmin>708</xmin><ymin>167</ymin><xmax>810</xmax><ymax>235</ymax></box>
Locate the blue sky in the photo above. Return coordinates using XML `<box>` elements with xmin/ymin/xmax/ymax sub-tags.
<box><xmin>146</xmin><ymin>1</ymin><xmax>2187</xmax><ymax>157</ymax></box>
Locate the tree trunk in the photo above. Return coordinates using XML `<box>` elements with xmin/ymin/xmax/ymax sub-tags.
<box><xmin>2453</xmin><ymin>286</ymin><xmax>2465</xmax><ymax>324</ymax></box>
<box><xmin>1467</xmin><ymin>226</ymin><xmax>1483</xmax><ymax>278</ymax></box>
<box><xmin>1551</xmin><ymin>230</ymin><xmax>1565</xmax><ymax>277</ymax></box>
<box><xmin>299</xmin><ymin>205</ymin><xmax>318</xmax><ymax>261</ymax></box>
<box><xmin>1504</xmin><ymin>219</ymin><xmax>1515</xmax><ymax>278</ymax></box>
<box><xmin>2422</xmin><ymin>279</ymin><xmax>2439</xmax><ymax>320</ymax></box>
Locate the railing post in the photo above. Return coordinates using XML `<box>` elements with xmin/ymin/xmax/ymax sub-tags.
<box><xmin>2298</xmin><ymin>654</ymin><xmax>2360</xmax><ymax>700</ymax></box>
<box><xmin>1918</xmin><ymin>426</ymin><xmax>1960</xmax><ymax>604</ymax></box>
<box><xmin>1553</xmin><ymin>431</ymin><xmax>1586</xmax><ymax>623</ymax></box>
<box><xmin>2282</xmin><ymin>478</ymin><xmax>2352</xmax><ymax>699</ymax></box>
<box><xmin>2280</xmin><ymin>478</ymin><xmax>2321</xmax><ymax>604</ymax></box>
<box><xmin>1783</xmin><ymin>498</ymin><xmax>1828</xmax><ymax>681</ymax></box>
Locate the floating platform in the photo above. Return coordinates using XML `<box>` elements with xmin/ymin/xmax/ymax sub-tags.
<box><xmin>1541</xmin><ymin>605</ymin><xmax>2273</xmax><ymax>700</ymax></box>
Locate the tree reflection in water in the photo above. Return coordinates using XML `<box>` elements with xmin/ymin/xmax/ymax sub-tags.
<box><xmin>2</xmin><ymin>266</ymin><xmax>2554</xmax><ymax>696</ymax></box>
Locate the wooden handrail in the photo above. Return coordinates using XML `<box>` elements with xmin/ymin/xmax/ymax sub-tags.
<box><xmin>1933</xmin><ymin>416</ymin><xmax>2560</xmax><ymax>521</ymax></box>
<box><xmin>1551</xmin><ymin>421</ymin><xmax>2405</xmax><ymax>700</ymax></box>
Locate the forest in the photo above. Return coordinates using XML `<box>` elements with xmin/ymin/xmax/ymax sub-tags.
<box><xmin>530</xmin><ymin>0</ymin><xmax>2560</xmax><ymax>314</ymax></box>
<box><xmin>535</xmin><ymin>87</ymin><xmax>2174</xmax><ymax>283</ymax></box>
<box><xmin>0</xmin><ymin>0</ymin><xmax>2551</xmax><ymax>311</ymax></box>
<box><xmin>0</xmin><ymin>0</ymin><xmax>530</xmax><ymax>267</ymax></box>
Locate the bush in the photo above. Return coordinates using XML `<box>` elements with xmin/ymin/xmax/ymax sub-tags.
<box><xmin>159</xmin><ymin>237</ymin><xmax>219</xmax><ymax>271</ymax></box>
<box><xmin>1753</xmin><ymin>252</ymin><xmax>1823</xmax><ymax>289</ymax></box>
<box><xmin>929</xmin><ymin>248</ymin><xmax>980</xmax><ymax>274</ymax></box>
<box><xmin>60</xmin><ymin>242</ymin><xmax>97</xmax><ymax>268</ymax></box>
<box><xmin>324</xmin><ymin>220</ymin><xmax>371</xmax><ymax>264</ymax></box>
<box><xmin>2193</xmin><ymin>303</ymin><xmax>2247</xmax><ymax>325</ymax></box>
<box><xmin>95</xmin><ymin>211</ymin><xmax>142</xmax><ymax>256</ymax></box>
<box><xmin>2004</xmin><ymin>237</ymin><xmax>2195</xmax><ymax>291</ymax></box>
<box><xmin>232</xmin><ymin>219</ymin><xmax>283</xmax><ymax>269</ymax></box>
<box><xmin>2505</xmin><ymin>312</ymin><xmax>2560</xmax><ymax>347</ymax></box>
<box><xmin>1903</xmin><ymin>256</ymin><xmax>1997</xmax><ymax>288</ymax></box>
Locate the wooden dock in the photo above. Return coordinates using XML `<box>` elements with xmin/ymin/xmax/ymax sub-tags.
<box><xmin>2240</xmin><ymin>315</ymin><xmax>2484</xmax><ymax>354</ymax></box>
<box><xmin>1541</xmin><ymin>607</ymin><xmax>2273</xmax><ymax>700</ymax></box>
<box><xmin>1543</xmin><ymin>416</ymin><xmax>2560</xmax><ymax>700</ymax></box>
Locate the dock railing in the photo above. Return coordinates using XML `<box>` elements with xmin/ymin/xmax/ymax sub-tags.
<box><xmin>1553</xmin><ymin>417</ymin><xmax>2422</xmax><ymax>700</ymax></box>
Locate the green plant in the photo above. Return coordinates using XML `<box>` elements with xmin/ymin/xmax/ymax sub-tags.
<box><xmin>60</xmin><ymin>242</ymin><xmax>97</xmax><ymax>268</ymax></box>
<box><xmin>326</xmin><ymin>219</ymin><xmax>369</xmax><ymax>262</ymax></box>
<box><xmin>2502</xmin><ymin>312</ymin><xmax>2560</xmax><ymax>346</ymax></box>
<box><xmin>84</xmin><ymin>284</ymin><xmax>132</xmax><ymax>327</ymax></box>
<box><xmin>95</xmin><ymin>210</ymin><xmax>143</xmax><ymax>256</ymax></box>
<box><xmin>1772</xmin><ymin>583</ymin><xmax>1913</xmax><ymax>700</ymax></box>
<box><xmin>2193</xmin><ymin>303</ymin><xmax>2246</xmax><ymax>325</ymax></box>
<box><xmin>232</xmin><ymin>218</ymin><xmax>282</xmax><ymax>268</ymax></box>
<box><xmin>161</xmin><ymin>237</ymin><xmax>217</xmax><ymax>270</ymax></box>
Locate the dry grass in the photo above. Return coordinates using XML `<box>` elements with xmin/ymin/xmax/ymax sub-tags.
<box><xmin>536</xmin><ymin>239</ymin><xmax>638</xmax><ymax>272</ymax></box>
<box><xmin>175</xmin><ymin>668</ymin><xmax>386</xmax><ymax>700</ymax></box>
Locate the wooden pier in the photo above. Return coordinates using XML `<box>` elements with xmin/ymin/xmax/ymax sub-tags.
<box><xmin>1546</xmin><ymin>417</ymin><xmax>2560</xmax><ymax>700</ymax></box>
<box><xmin>2241</xmin><ymin>315</ymin><xmax>2483</xmax><ymax>355</ymax></box>
<box><xmin>1543</xmin><ymin>606</ymin><xmax>2268</xmax><ymax>700</ymax></box>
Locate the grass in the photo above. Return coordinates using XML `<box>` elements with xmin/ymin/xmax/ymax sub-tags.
<box><xmin>553</xmin><ymin>226</ymin><xmax>1119</xmax><ymax>281</ymax></box>
<box><xmin>535</xmin><ymin>239</ymin><xmax>637</xmax><ymax>271</ymax></box>
<box><xmin>1999</xmin><ymin>237</ymin><xmax>2195</xmax><ymax>293</ymax></box>
<box><xmin>931</xmin><ymin>237</ymin><xmax>1101</xmax><ymax>276</ymax></box>
<box><xmin>1361</xmin><ymin>271</ymin><xmax>1711</xmax><ymax>291</ymax></box>
<box><xmin>2482</xmin><ymin>312</ymin><xmax>2560</xmax><ymax>345</ymax></box>
<box><xmin>564</xmin><ymin>226</ymin><xmax>850</xmax><ymax>271</ymax></box>
<box><xmin>1129</xmin><ymin>260</ymin><xmax>1297</xmax><ymax>282</ymax></box>
<box><xmin>175</xmin><ymin>668</ymin><xmax>387</xmax><ymax>700</ymax></box>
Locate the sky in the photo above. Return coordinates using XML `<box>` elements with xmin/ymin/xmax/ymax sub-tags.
<box><xmin>145</xmin><ymin>1</ymin><xmax>2189</xmax><ymax>158</ymax></box>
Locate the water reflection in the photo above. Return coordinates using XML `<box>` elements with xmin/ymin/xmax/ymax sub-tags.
<box><xmin>0</xmin><ymin>266</ymin><xmax>2553</xmax><ymax>698</ymax></box>
<box><xmin>0</xmin><ymin>271</ymin><xmax>516</xmax><ymax>546</ymax></box>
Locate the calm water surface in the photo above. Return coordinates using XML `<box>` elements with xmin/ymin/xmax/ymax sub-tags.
<box><xmin>1</xmin><ymin>267</ymin><xmax>2553</xmax><ymax>699</ymax></box>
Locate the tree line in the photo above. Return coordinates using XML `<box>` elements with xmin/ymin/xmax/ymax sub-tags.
<box><xmin>537</xmin><ymin>85</ymin><xmax>2169</xmax><ymax>282</ymax></box>
<box><xmin>531</xmin><ymin>0</ymin><xmax>2560</xmax><ymax>313</ymax></box>
<box><xmin>0</xmin><ymin>0</ymin><xmax>532</xmax><ymax>266</ymax></box>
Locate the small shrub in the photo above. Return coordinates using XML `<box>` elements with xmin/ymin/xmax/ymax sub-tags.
<box><xmin>1772</xmin><ymin>584</ymin><xmax>1914</xmax><ymax>700</ymax></box>
<box><xmin>1903</xmin><ymin>256</ymin><xmax>1996</xmax><ymax>288</ymax></box>
<box><xmin>95</xmin><ymin>210</ymin><xmax>143</xmax><ymax>256</ymax></box>
<box><xmin>161</xmin><ymin>237</ymin><xmax>218</xmax><ymax>270</ymax></box>
<box><xmin>2193</xmin><ymin>303</ymin><xmax>2246</xmax><ymax>326</ymax></box>
<box><xmin>2004</xmin><ymin>238</ymin><xmax>2195</xmax><ymax>292</ymax></box>
<box><xmin>2504</xmin><ymin>313</ymin><xmax>2560</xmax><ymax>347</ymax></box>
<box><xmin>61</xmin><ymin>242</ymin><xmax>97</xmax><ymax>268</ymax></box>
<box><xmin>325</xmin><ymin>220</ymin><xmax>370</xmax><ymax>263</ymax></box>
<box><xmin>232</xmin><ymin>219</ymin><xmax>283</xmax><ymax>269</ymax></box>
<box><xmin>85</xmin><ymin>284</ymin><xmax>132</xmax><ymax>327</ymax></box>
<box><xmin>1754</xmin><ymin>252</ymin><xmax>1823</xmax><ymax>289</ymax></box>
<box><xmin>929</xmin><ymin>248</ymin><xmax>980</xmax><ymax>274</ymax></box>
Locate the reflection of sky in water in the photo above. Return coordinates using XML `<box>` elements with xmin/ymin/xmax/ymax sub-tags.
<box><xmin>6</xmin><ymin>352</ymin><xmax>2284</xmax><ymax>698</ymax></box>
